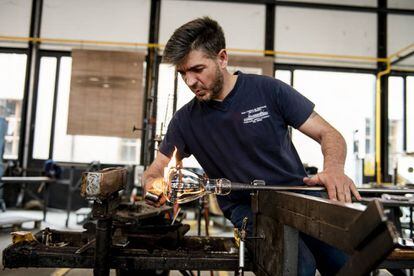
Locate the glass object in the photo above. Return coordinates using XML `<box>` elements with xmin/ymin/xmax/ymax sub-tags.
<box><xmin>165</xmin><ymin>168</ymin><xmax>231</xmax><ymax>204</ymax></box>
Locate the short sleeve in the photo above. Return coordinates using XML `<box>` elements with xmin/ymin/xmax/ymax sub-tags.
<box><xmin>273</xmin><ymin>80</ymin><xmax>315</xmax><ymax>129</ymax></box>
<box><xmin>159</xmin><ymin>113</ymin><xmax>191</xmax><ymax>160</ymax></box>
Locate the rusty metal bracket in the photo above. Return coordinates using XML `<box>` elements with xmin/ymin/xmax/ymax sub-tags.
<box><xmin>252</xmin><ymin>191</ymin><xmax>400</xmax><ymax>276</ymax></box>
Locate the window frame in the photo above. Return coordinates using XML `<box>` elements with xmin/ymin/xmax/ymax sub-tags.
<box><xmin>0</xmin><ymin>47</ymin><xmax>29</xmax><ymax>161</ymax></box>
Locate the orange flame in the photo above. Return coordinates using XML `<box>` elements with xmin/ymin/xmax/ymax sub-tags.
<box><xmin>164</xmin><ymin>147</ymin><xmax>178</xmax><ymax>183</ymax></box>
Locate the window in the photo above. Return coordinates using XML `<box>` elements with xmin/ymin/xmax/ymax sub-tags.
<box><xmin>275</xmin><ymin>70</ymin><xmax>292</xmax><ymax>85</ymax></box>
<box><xmin>0</xmin><ymin>53</ymin><xmax>27</xmax><ymax>159</ymax></box>
<box><xmin>291</xmin><ymin>70</ymin><xmax>376</xmax><ymax>184</ymax></box>
<box><xmin>407</xmin><ymin>76</ymin><xmax>414</xmax><ymax>153</ymax></box>
<box><xmin>49</xmin><ymin>56</ymin><xmax>141</xmax><ymax>164</ymax></box>
<box><xmin>388</xmin><ymin>76</ymin><xmax>404</xmax><ymax>173</ymax></box>
<box><xmin>33</xmin><ymin>57</ymin><xmax>57</xmax><ymax>159</ymax></box>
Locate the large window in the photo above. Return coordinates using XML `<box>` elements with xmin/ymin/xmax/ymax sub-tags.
<box><xmin>32</xmin><ymin>55</ymin><xmax>142</xmax><ymax>164</ymax></box>
<box><xmin>54</xmin><ymin>57</ymin><xmax>141</xmax><ymax>164</ymax></box>
<box><xmin>0</xmin><ymin>53</ymin><xmax>27</xmax><ymax>159</ymax></box>
<box><xmin>277</xmin><ymin>69</ymin><xmax>376</xmax><ymax>184</ymax></box>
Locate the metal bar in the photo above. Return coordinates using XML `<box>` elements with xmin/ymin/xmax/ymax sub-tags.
<box><xmin>347</xmin><ymin>200</ymin><xmax>387</xmax><ymax>249</ymax></box>
<box><xmin>403</xmin><ymin>76</ymin><xmax>407</xmax><ymax>151</ymax></box>
<box><xmin>21</xmin><ymin>0</ymin><xmax>43</xmax><ymax>172</ymax></box>
<box><xmin>255</xmin><ymin>191</ymin><xmax>365</xmax><ymax>253</ymax></box>
<box><xmin>65</xmin><ymin>167</ymin><xmax>74</xmax><ymax>227</ymax></box>
<box><xmin>141</xmin><ymin>0</ymin><xmax>161</xmax><ymax>167</ymax></box>
<box><xmin>378</xmin><ymin>0</ymin><xmax>391</xmax><ymax>183</ymax></box>
<box><xmin>275</xmin><ymin>62</ymin><xmax>377</xmax><ymax>75</ymax></box>
<box><xmin>48</xmin><ymin>56</ymin><xmax>60</xmax><ymax>159</ymax></box>
<box><xmin>337</xmin><ymin>222</ymin><xmax>398</xmax><ymax>276</ymax></box>
<box><xmin>253</xmin><ymin>191</ymin><xmax>400</xmax><ymax>275</ymax></box>
<box><xmin>265</xmin><ymin>4</ymin><xmax>275</xmax><ymax>57</ymax></box>
<box><xmin>3</xmin><ymin>235</ymin><xmax>250</xmax><ymax>271</ymax></box>
<box><xmin>391</xmin><ymin>49</ymin><xmax>414</xmax><ymax>66</ymax></box>
<box><xmin>229</xmin><ymin>182</ymin><xmax>414</xmax><ymax>194</ymax></box>
<box><xmin>187</xmin><ymin>0</ymin><xmax>414</xmax><ymax>15</ymax></box>
<box><xmin>283</xmin><ymin>225</ymin><xmax>298</xmax><ymax>275</ymax></box>
<box><xmin>94</xmin><ymin>218</ymin><xmax>112</xmax><ymax>276</ymax></box>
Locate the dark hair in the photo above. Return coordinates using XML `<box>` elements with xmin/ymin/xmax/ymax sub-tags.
<box><xmin>163</xmin><ymin>17</ymin><xmax>226</xmax><ymax>65</ymax></box>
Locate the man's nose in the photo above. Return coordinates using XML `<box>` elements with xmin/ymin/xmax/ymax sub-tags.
<box><xmin>185</xmin><ymin>73</ymin><xmax>197</xmax><ymax>88</ymax></box>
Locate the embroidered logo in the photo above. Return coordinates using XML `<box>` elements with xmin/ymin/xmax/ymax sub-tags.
<box><xmin>241</xmin><ymin>105</ymin><xmax>270</xmax><ymax>124</ymax></box>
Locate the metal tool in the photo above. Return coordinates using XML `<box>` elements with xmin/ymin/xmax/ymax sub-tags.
<box><xmin>237</xmin><ymin>217</ymin><xmax>249</xmax><ymax>276</ymax></box>
<box><xmin>164</xmin><ymin>168</ymin><xmax>325</xmax><ymax>205</ymax></box>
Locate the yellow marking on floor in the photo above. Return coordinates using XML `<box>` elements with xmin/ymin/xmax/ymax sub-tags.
<box><xmin>51</xmin><ymin>268</ymin><xmax>71</xmax><ymax>276</ymax></box>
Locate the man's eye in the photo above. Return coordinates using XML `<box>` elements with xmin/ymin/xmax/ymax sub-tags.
<box><xmin>194</xmin><ymin>68</ymin><xmax>203</xmax><ymax>73</ymax></box>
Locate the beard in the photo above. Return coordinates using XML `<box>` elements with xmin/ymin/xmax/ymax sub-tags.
<box><xmin>196</xmin><ymin>64</ymin><xmax>224</xmax><ymax>102</ymax></box>
<box><xmin>210</xmin><ymin>64</ymin><xmax>224</xmax><ymax>99</ymax></box>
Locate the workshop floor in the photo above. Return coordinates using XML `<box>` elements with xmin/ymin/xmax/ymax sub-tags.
<box><xmin>0</xmin><ymin>208</ymin><xmax>253</xmax><ymax>276</ymax></box>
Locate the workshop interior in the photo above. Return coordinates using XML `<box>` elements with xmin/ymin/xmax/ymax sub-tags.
<box><xmin>1</xmin><ymin>0</ymin><xmax>414</xmax><ymax>275</ymax></box>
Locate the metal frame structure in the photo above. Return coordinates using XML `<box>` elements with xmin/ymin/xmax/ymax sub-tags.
<box><xmin>26</xmin><ymin>49</ymin><xmax>69</xmax><ymax>169</ymax></box>
<box><xmin>252</xmin><ymin>191</ymin><xmax>403</xmax><ymax>275</ymax></box>
<box><xmin>4</xmin><ymin>191</ymin><xmax>413</xmax><ymax>275</ymax></box>
<box><xmin>0</xmin><ymin>0</ymin><xmax>413</xmax><ymax>179</ymax></box>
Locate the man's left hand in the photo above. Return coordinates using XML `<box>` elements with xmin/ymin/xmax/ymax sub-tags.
<box><xmin>303</xmin><ymin>168</ymin><xmax>361</xmax><ymax>203</ymax></box>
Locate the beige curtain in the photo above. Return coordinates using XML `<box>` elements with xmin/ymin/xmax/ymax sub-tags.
<box><xmin>67</xmin><ymin>49</ymin><xmax>146</xmax><ymax>139</ymax></box>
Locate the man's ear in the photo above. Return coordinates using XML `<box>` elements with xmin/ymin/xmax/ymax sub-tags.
<box><xmin>217</xmin><ymin>49</ymin><xmax>228</xmax><ymax>68</ymax></box>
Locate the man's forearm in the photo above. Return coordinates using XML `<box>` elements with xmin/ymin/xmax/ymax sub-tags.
<box><xmin>320</xmin><ymin>129</ymin><xmax>347</xmax><ymax>171</ymax></box>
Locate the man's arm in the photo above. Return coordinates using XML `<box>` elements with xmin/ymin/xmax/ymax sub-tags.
<box><xmin>142</xmin><ymin>151</ymin><xmax>171</xmax><ymax>206</ymax></box>
<box><xmin>298</xmin><ymin>111</ymin><xmax>361</xmax><ymax>202</ymax></box>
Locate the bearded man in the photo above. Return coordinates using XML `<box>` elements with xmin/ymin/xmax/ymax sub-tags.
<box><xmin>143</xmin><ymin>17</ymin><xmax>360</xmax><ymax>275</ymax></box>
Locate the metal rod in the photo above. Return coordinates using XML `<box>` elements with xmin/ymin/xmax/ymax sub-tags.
<box><xmin>94</xmin><ymin>218</ymin><xmax>112</xmax><ymax>276</ymax></box>
<box><xmin>230</xmin><ymin>183</ymin><xmax>325</xmax><ymax>191</ymax></box>
<box><xmin>229</xmin><ymin>182</ymin><xmax>414</xmax><ymax>194</ymax></box>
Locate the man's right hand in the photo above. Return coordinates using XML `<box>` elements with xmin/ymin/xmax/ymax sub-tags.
<box><xmin>142</xmin><ymin>151</ymin><xmax>173</xmax><ymax>207</ymax></box>
<box><xmin>144</xmin><ymin>177</ymin><xmax>168</xmax><ymax>207</ymax></box>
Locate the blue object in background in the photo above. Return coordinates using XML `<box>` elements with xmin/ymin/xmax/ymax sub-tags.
<box><xmin>0</xmin><ymin>117</ymin><xmax>8</xmax><ymax>211</ymax></box>
<box><xmin>0</xmin><ymin>117</ymin><xmax>7</xmax><ymax>177</ymax></box>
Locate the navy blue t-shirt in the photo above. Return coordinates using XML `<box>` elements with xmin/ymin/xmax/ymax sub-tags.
<box><xmin>159</xmin><ymin>72</ymin><xmax>315</xmax><ymax>215</ymax></box>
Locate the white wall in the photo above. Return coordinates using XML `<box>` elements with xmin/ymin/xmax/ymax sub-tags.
<box><xmin>159</xmin><ymin>0</ymin><xmax>265</xmax><ymax>55</ymax></box>
<box><xmin>279</xmin><ymin>0</ymin><xmax>376</xmax><ymax>6</ymax></box>
<box><xmin>41</xmin><ymin>0</ymin><xmax>151</xmax><ymax>50</ymax></box>
<box><xmin>388</xmin><ymin>0</ymin><xmax>414</xmax><ymax>9</ymax></box>
<box><xmin>388</xmin><ymin>14</ymin><xmax>414</xmax><ymax>68</ymax></box>
<box><xmin>0</xmin><ymin>0</ymin><xmax>32</xmax><ymax>48</ymax></box>
<box><xmin>275</xmin><ymin>7</ymin><xmax>377</xmax><ymax>67</ymax></box>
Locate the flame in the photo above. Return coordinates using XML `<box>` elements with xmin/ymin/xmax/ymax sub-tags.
<box><xmin>168</xmin><ymin>147</ymin><xmax>178</xmax><ymax>169</ymax></box>
<box><xmin>164</xmin><ymin>147</ymin><xmax>178</xmax><ymax>183</ymax></box>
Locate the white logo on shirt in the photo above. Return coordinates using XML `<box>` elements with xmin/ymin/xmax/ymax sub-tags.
<box><xmin>241</xmin><ymin>105</ymin><xmax>270</xmax><ymax>124</ymax></box>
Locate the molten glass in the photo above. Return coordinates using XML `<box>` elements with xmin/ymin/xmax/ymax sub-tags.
<box><xmin>165</xmin><ymin>168</ymin><xmax>231</xmax><ymax>204</ymax></box>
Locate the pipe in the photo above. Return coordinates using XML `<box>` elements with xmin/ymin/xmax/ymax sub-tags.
<box><xmin>375</xmin><ymin>60</ymin><xmax>391</xmax><ymax>184</ymax></box>
<box><xmin>0</xmin><ymin>35</ymin><xmax>391</xmax><ymax>62</ymax></box>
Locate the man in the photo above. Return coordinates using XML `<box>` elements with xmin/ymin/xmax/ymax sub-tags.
<box><xmin>143</xmin><ymin>17</ymin><xmax>361</xmax><ymax>275</ymax></box>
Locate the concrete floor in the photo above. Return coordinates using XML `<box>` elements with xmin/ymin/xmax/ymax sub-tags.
<box><xmin>0</xmin><ymin>207</ymin><xmax>251</xmax><ymax>276</ymax></box>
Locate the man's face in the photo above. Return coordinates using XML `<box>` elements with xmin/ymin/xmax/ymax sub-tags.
<box><xmin>176</xmin><ymin>50</ymin><xmax>224</xmax><ymax>102</ymax></box>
